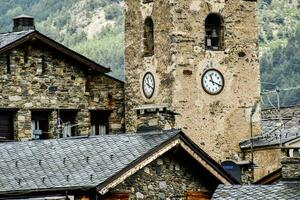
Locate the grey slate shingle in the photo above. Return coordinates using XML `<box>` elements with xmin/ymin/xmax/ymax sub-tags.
<box><xmin>212</xmin><ymin>182</ymin><xmax>300</xmax><ymax>200</ymax></box>
<box><xmin>0</xmin><ymin>129</ymin><xmax>179</xmax><ymax>194</ymax></box>
<box><xmin>0</xmin><ymin>30</ymin><xmax>34</xmax><ymax>50</ymax></box>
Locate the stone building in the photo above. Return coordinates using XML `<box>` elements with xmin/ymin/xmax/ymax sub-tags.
<box><xmin>124</xmin><ymin>0</ymin><xmax>261</xmax><ymax>165</ymax></box>
<box><xmin>0</xmin><ymin>15</ymin><xmax>124</xmax><ymax>141</ymax></box>
<box><xmin>213</xmin><ymin>157</ymin><xmax>300</xmax><ymax>199</ymax></box>
<box><xmin>0</xmin><ymin>129</ymin><xmax>237</xmax><ymax>200</ymax></box>
<box><xmin>240</xmin><ymin>106</ymin><xmax>300</xmax><ymax>181</ymax></box>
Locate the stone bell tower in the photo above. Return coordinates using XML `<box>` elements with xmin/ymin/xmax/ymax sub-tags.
<box><xmin>124</xmin><ymin>0</ymin><xmax>261</xmax><ymax>162</ymax></box>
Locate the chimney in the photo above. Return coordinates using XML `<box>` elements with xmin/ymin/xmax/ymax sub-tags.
<box><xmin>281</xmin><ymin>157</ymin><xmax>300</xmax><ymax>180</ymax></box>
<box><xmin>13</xmin><ymin>15</ymin><xmax>35</xmax><ymax>32</ymax></box>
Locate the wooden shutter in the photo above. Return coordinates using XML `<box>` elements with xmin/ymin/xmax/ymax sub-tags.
<box><xmin>186</xmin><ymin>191</ymin><xmax>211</xmax><ymax>200</ymax></box>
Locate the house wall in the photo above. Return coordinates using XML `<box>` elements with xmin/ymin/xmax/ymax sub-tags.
<box><xmin>109</xmin><ymin>150</ymin><xmax>220</xmax><ymax>199</ymax></box>
<box><xmin>0</xmin><ymin>41</ymin><xmax>124</xmax><ymax>140</ymax></box>
<box><xmin>125</xmin><ymin>0</ymin><xmax>261</xmax><ymax>162</ymax></box>
<box><xmin>244</xmin><ymin>148</ymin><xmax>282</xmax><ymax>182</ymax></box>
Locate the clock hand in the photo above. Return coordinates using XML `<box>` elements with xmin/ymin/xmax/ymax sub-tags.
<box><xmin>209</xmin><ymin>79</ymin><xmax>222</xmax><ymax>87</ymax></box>
<box><xmin>209</xmin><ymin>74</ymin><xmax>213</xmax><ymax>82</ymax></box>
<box><xmin>147</xmin><ymin>83</ymin><xmax>153</xmax><ymax>89</ymax></box>
<box><xmin>213</xmin><ymin>81</ymin><xmax>222</xmax><ymax>87</ymax></box>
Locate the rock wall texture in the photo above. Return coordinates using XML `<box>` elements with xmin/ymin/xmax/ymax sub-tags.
<box><xmin>282</xmin><ymin>157</ymin><xmax>300</xmax><ymax>179</ymax></box>
<box><xmin>125</xmin><ymin>0</ymin><xmax>261</xmax><ymax>162</ymax></box>
<box><xmin>111</xmin><ymin>149</ymin><xmax>219</xmax><ymax>199</ymax></box>
<box><xmin>0</xmin><ymin>41</ymin><xmax>124</xmax><ymax>140</ymax></box>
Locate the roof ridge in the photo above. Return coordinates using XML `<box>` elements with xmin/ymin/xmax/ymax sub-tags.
<box><xmin>0</xmin><ymin>129</ymin><xmax>181</xmax><ymax>146</ymax></box>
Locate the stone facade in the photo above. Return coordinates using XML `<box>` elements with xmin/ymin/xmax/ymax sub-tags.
<box><xmin>125</xmin><ymin>0</ymin><xmax>261</xmax><ymax>163</ymax></box>
<box><xmin>241</xmin><ymin>106</ymin><xmax>300</xmax><ymax>182</ymax></box>
<box><xmin>110</xmin><ymin>149</ymin><xmax>220</xmax><ymax>199</ymax></box>
<box><xmin>0</xmin><ymin>40</ymin><xmax>124</xmax><ymax>140</ymax></box>
<box><xmin>282</xmin><ymin>157</ymin><xmax>300</xmax><ymax>179</ymax></box>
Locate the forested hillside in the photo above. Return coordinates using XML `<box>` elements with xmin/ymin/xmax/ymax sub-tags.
<box><xmin>259</xmin><ymin>0</ymin><xmax>300</xmax><ymax>107</ymax></box>
<box><xmin>0</xmin><ymin>0</ymin><xmax>124</xmax><ymax>80</ymax></box>
<box><xmin>0</xmin><ymin>0</ymin><xmax>299</xmax><ymax>106</ymax></box>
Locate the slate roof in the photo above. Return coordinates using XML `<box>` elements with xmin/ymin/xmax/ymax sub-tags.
<box><xmin>0</xmin><ymin>129</ymin><xmax>238</xmax><ymax>198</ymax></box>
<box><xmin>212</xmin><ymin>182</ymin><xmax>300</xmax><ymax>200</ymax></box>
<box><xmin>240</xmin><ymin>118</ymin><xmax>300</xmax><ymax>149</ymax></box>
<box><xmin>0</xmin><ymin>30</ymin><xmax>34</xmax><ymax>50</ymax></box>
<box><xmin>0</xmin><ymin>130</ymin><xmax>178</xmax><ymax>196</ymax></box>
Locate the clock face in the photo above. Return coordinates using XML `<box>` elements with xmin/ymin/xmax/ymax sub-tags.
<box><xmin>201</xmin><ymin>69</ymin><xmax>224</xmax><ymax>95</ymax></box>
<box><xmin>142</xmin><ymin>72</ymin><xmax>155</xmax><ymax>98</ymax></box>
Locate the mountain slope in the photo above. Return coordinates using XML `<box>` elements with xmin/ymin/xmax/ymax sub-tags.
<box><xmin>0</xmin><ymin>0</ymin><xmax>300</xmax><ymax>106</ymax></box>
<box><xmin>0</xmin><ymin>0</ymin><xmax>124</xmax><ymax>80</ymax></box>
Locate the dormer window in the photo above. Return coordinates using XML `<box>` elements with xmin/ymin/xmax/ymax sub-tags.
<box><xmin>205</xmin><ymin>13</ymin><xmax>224</xmax><ymax>50</ymax></box>
<box><xmin>144</xmin><ymin>17</ymin><xmax>154</xmax><ymax>56</ymax></box>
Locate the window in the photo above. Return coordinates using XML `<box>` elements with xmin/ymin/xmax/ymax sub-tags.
<box><xmin>288</xmin><ymin>149</ymin><xmax>300</xmax><ymax>157</ymax></box>
<box><xmin>90</xmin><ymin>111</ymin><xmax>110</xmax><ymax>135</ymax></box>
<box><xmin>0</xmin><ymin>111</ymin><xmax>14</xmax><ymax>140</ymax></box>
<box><xmin>144</xmin><ymin>17</ymin><xmax>154</xmax><ymax>56</ymax></box>
<box><xmin>58</xmin><ymin>110</ymin><xmax>77</xmax><ymax>138</ymax></box>
<box><xmin>205</xmin><ymin>13</ymin><xmax>224</xmax><ymax>50</ymax></box>
<box><xmin>31</xmin><ymin>111</ymin><xmax>50</xmax><ymax>140</ymax></box>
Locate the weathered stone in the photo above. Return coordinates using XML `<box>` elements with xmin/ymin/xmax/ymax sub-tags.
<box><xmin>0</xmin><ymin>42</ymin><xmax>125</xmax><ymax>140</ymax></box>
<box><xmin>112</xmin><ymin>152</ymin><xmax>213</xmax><ymax>199</ymax></box>
<box><xmin>136</xmin><ymin>192</ymin><xmax>144</xmax><ymax>199</ymax></box>
<box><xmin>159</xmin><ymin>181</ymin><xmax>167</xmax><ymax>190</ymax></box>
<box><xmin>124</xmin><ymin>0</ymin><xmax>261</xmax><ymax>165</ymax></box>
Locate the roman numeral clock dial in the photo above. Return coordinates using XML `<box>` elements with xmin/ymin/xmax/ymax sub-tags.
<box><xmin>201</xmin><ymin>69</ymin><xmax>224</xmax><ymax>95</ymax></box>
<box><xmin>142</xmin><ymin>72</ymin><xmax>155</xmax><ymax>98</ymax></box>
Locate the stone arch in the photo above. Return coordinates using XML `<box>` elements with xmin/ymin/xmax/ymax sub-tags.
<box><xmin>205</xmin><ymin>13</ymin><xmax>224</xmax><ymax>50</ymax></box>
<box><xmin>144</xmin><ymin>17</ymin><xmax>154</xmax><ymax>56</ymax></box>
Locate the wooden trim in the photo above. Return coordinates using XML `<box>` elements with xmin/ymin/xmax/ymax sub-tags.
<box><xmin>98</xmin><ymin>135</ymin><xmax>233</xmax><ymax>195</ymax></box>
<box><xmin>179</xmin><ymin>140</ymin><xmax>230</xmax><ymax>185</ymax></box>
<box><xmin>97</xmin><ymin>139</ymin><xmax>180</xmax><ymax>194</ymax></box>
<box><xmin>0</xmin><ymin>31</ymin><xmax>110</xmax><ymax>73</ymax></box>
<box><xmin>186</xmin><ymin>191</ymin><xmax>211</xmax><ymax>200</ymax></box>
<box><xmin>33</xmin><ymin>33</ymin><xmax>110</xmax><ymax>73</ymax></box>
<box><xmin>254</xmin><ymin>168</ymin><xmax>282</xmax><ymax>184</ymax></box>
<box><xmin>101</xmin><ymin>192</ymin><xmax>129</xmax><ymax>200</ymax></box>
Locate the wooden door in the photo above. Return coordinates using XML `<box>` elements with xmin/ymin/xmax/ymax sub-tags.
<box><xmin>186</xmin><ymin>191</ymin><xmax>211</xmax><ymax>200</ymax></box>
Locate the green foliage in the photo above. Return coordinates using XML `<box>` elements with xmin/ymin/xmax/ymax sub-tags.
<box><xmin>259</xmin><ymin>0</ymin><xmax>300</xmax><ymax>107</ymax></box>
<box><xmin>0</xmin><ymin>0</ymin><xmax>299</xmax><ymax>103</ymax></box>
<box><xmin>104</xmin><ymin>4</ymin><xmax>122</xmax><ymax>20</ymax></box>
<box><xmin>0</xmin><ymin>0</ymin><xmax>124</xmax><ymax>80</ymax></box>
<box><xmin>72</xmin><ymin>24</ymin><xmax>125</xmax><ymax>80</ymax></box>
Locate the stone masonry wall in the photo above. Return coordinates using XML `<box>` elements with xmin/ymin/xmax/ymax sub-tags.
<box><xmin>282</xmin><ymin>157</ymin><xmax>300</xmax><ymax>179</ymax></box>
<box><xmin>125</xmin><ymin>0</ymin><xmax>174</xmax><ymax>132</ymax></box>
<box><xmin>125</xmin><ymin>0</ymin><xmax>261</xmax><ymax>163</ymax></box>
<box><xmin>0</xmin><ymin>41</ymin><xmax>124</xmax><ymax>140</ymax></box>
<box><xmin>110</xmin><ymin>149</ymin><xmax>219</xmax><ymax>199</ymax></box>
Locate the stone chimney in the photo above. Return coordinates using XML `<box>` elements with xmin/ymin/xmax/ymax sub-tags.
<box><xmin>13</xmin><ymin>15</ymin><xmax>35</xmax><ymax>32</ymax></box>
<box><xmin>281</xmin><ymin>157</ymin><xmax>300</xmax><ymax>180</ymax></box>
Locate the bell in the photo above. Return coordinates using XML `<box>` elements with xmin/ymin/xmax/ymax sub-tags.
<box><xmin>212</xmin><ymin>29</ymin><xmax>218</xmax><ymax>38</ymax></box>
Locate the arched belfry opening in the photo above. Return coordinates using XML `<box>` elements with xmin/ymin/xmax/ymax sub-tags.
<box><xmin>205</xmin><ymin>13</ymin><xmax>224</xmax><ymax>50</ymax></box>
<box><xmin>144</xmin><ymin>17</ymin><xmax>154</xmax><ymax>56</ymax></box>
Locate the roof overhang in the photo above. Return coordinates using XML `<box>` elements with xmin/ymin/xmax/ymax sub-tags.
<box><xmin>0</xmin><ymin>31</ymin><xmax>110</xmax><ymax>73</ymax></box>
<box><xmin>96</xmin><ymin>132</ymin><xmax>238</xmax><ymax>195</ymax></box>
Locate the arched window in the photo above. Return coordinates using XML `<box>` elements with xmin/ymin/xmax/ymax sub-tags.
<box><xmin>144</xmin><ymin>17</ymin><xmax>154</xmax><ymax>56</ymax></box>
<box><xmin>205</xmin><ymin>13</ymin><xmax>224</xmax><ymax>50</ymax></box>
